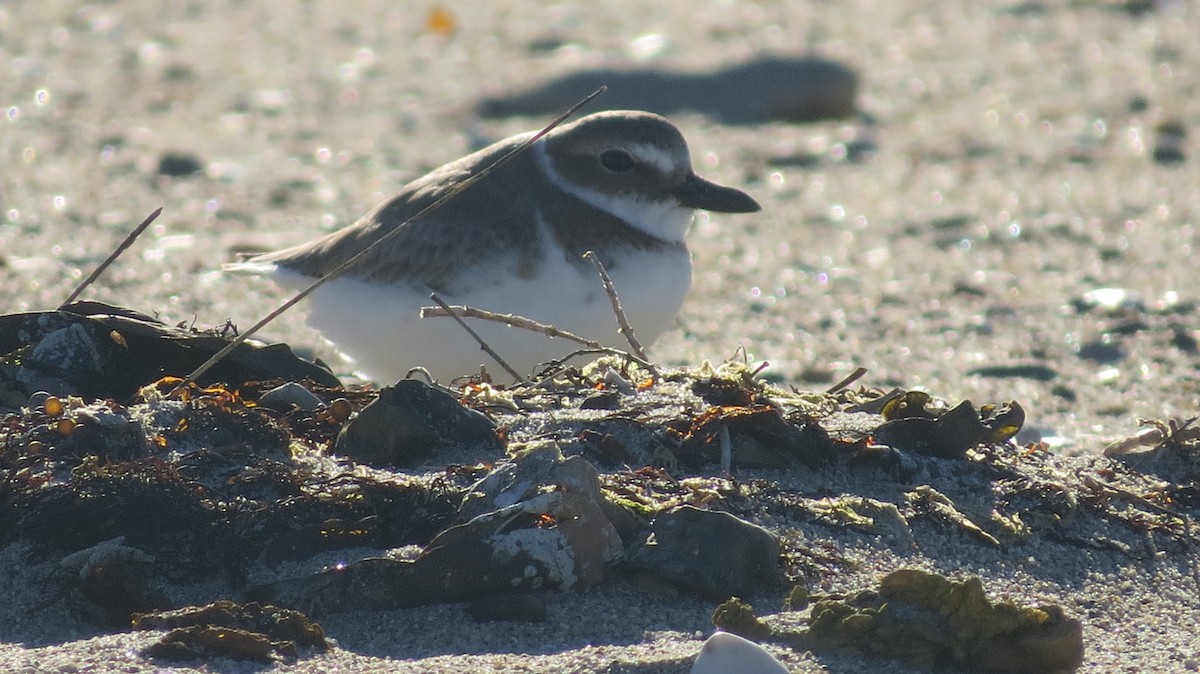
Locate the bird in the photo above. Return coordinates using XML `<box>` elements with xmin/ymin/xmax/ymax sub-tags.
<box><xmin>226</xmin><ymin>110</ymin><xmax>760</xmax><ymax>383</ymax></box>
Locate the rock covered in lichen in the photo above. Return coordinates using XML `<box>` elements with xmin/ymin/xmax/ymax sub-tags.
<box><xmin>801</xmin><ymin>569</ymin><xmax>1083</xmax><ymax>673</ymax></box>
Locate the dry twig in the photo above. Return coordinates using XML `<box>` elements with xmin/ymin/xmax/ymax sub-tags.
<box><xmin>422</xmin><ymin>249</ymin><xmax>665</xmax><ymax>381</ymax></box>
<box><xmin>427</xmin><ymin>293</ymin><xmax>523</xmax><ymax>382</ymax></box>
<box><xmin>420</xmin><ymin>300</ymin><xmax>661</xmax><ymax>381</ymax></box>
<box><xmin>421</xmin><ymin>304</ymin><xmax>602</xmax><ymax>348</ymax></box>
<box><xmin>827</xmin><ymin>366</ymin><xmax>868</xmax><ymax>394</ymax></box>
<box><xmin>583</xmin><ymin>250</ymin><xmax>649</xmax><ymax>362</ymax></box>
<box><xmin>62</xmin><ymin>207</ymin><xmax>162</xmax><ymax>307</ymax></box>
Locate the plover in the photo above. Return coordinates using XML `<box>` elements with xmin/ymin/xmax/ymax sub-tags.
<box><xmin>227</xmin><ymin>110</ymin><xmax>759</xmax><ymax>382</ymax></box>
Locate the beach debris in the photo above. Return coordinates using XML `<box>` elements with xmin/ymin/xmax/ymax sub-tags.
<box><xmin>874</xmin><ymin>396</ymin><xmax>1024</xmax><ymax>459</ymax></box>
<box><xmin>258</xmin><ymin>381</ymin><xmax>324</xmax><ymax>412</ymax></box>
<box><xmin>249</xmin><ymin>444</ymin><xmax>622</xmax><ymax>613</ymax></box>
<box><xmin>697</xmin><ymin>570</ymin><xmax>1083</xmax><ymax>672</ymax></box>
<box><xmin>333</xmin><ymin>379</ymin><xmax>500</xmax><ymax>467</ymax></box>
<box><xmin>805</xmin><ymin>495</ymin><xmax>913</xmax><ymax>546</ymax></box>
<box><xmin>0</xmin><ymin>301</ymin><xmax>339</xmax><ymax>403</ymax></box>
<box><xmin>58</xmin><ymin>536</ymin><xmax>167</xmax><ymax>627</ymax></box>
<box><xmin>906</xmin><ymin>485</ymin><xmax>1001</xmax><ymax>547</ymax></box>
<box><xmin>784</xmin><ymin>583</ymin><xmax>810</xmax><ymax>611</ymax></box>
<box><xmin>1</xmin><ymin>381</ymin><xmax>461</xmax><ymax>572</ymax></box>
<box><xmin>627</xmin><ymin>505</ymin><xmax>784</xmax><ymax>599</ymax></box>
<box><xmin>1102</xmin><ymin>417</ymin><xmax>1200</xmax><ymax>460</ymax></box>
<box><xmin>669</xmin><ymin>403</ymin><xmax>836</xmax><ymax>469</ymax></box>
<box><xmin>710</xmin><ymin>597</ymin><xmax>772</xmax><ymax>640</ymax></box>
<box><xmin>800</xmin><ymin>569</ymin><xmax>1084</xmax><ymax>673</ymax></box>
<box><xmin>144</xmin><ymin>627</ymin><xmax>279</xmax><ymax>663</ymax></box>
<box><xmin>1103</xmin><ymin>422</ymin><xmax>1168</xmax><ymax>457</ymax></box>
<box><xmin>59</xmin><ymin>535</ymin><xmax>155</xmax><ymax>578</ymax></box>
<box><xmin>459</xmin><ymin>442</ymin><xmax>625</xmax><ymax>587</ymax></box>
<box><xmin>577</xmin><ymin>428</ymin><xmax>638</xmax><ymax>465</ymax></box>
<box><xmin>0</xmin><ymin>306</ymin><xmax>1193</xmax><ymax>665</ymax></box>
<box><xmin>134</xmin><ymin>600</ymin><xmax>329</xmax><ymax>663</ymax></box>
<box><xmin>477</xmin><ymin>55</ymin><xmax>858</xmax><ymax>124</ymax></box>
<box><xmin>691</xmin><ymin>631</ymin><xmax>789</xmax><ymax>674</ymax></box>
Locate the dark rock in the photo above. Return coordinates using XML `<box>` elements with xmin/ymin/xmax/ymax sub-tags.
<box><xmin>156</xmin><ymin>152</ymin><xmax>204</xmax><ymax>177</ymax></box>
<box><xmin>251</xmin><ymin>445</ymin><xmax>623</xmax><ymax>613</ymax></box>
<box><xmin>1076</xmin><ymin>338</ymin><xmax>1126</xmax><ymax>364</ymax></box>
<box><xmin>1128</xmin><ymin>95</ymin><xmax>1150</xmax><ymax>113</ymax></box>
<box><xmin>576</xmin><ymin>428</ymin><xmax>636</xmax><ymax>465</ymax></box>
<box><xmin>627</xmin><ymin>506</ymin><xmax>784</xmax><ymax>600</ymax></box>
<box><xmin>1097</xmin><ymin>317</ymin><xmax>1149</xmax><ymax>335</ymax></box>
<box><xmin>1153</xmin><ymin>143</ymin><xmax>1186</xmax><ymax>165</ymax></box>
<box><xmin>333</xmin><ymin>379</ymin><xmax>500</xmax><ymax>467</ymax></box>
<box><xmin>1171</xmin><ymin>325</ymin><xmax>1198</xmax><ymax>353</ymax></box>
<box><xmin>580</xmin><ymin>389</ymin><xmax>621</xmax><ymax>410</ymax></box>
<box><xmin>0</xmin><ymin>301</ymin><xmax>339</xmax><ymax>403</ymax></box>
<box><xmin>672</xmin><ymin>404</ymin><xmax>835</xmax><ymax>469</ymax></box>
<box><xmin>1153</xmin><ymin>118</ymin><xmax>1187</xmax><ymax>165</ymax></box>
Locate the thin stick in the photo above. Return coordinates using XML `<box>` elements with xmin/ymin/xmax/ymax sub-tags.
<box><xmin>827</xmin><ymin>366</ymin><xmax>868</xmax><ymax>394</ymax></box>
<box><xmin>423</xmin><ymin>304</ymin><xmax>660</xmax><ymax>380</ymax></box>
<box><xmin>422</xmin><ymin>304</ymin><xmax>603</xmax><ymax>348</ymax></box>
<box><xmin>427</xmin><ymin>293</ymin><xmax>523</xmax><ymax>382</ymax></box>
<box><xmin>61</xmin><ymin>207</ymin><xmax>162</xmax><ymax>307</ymax></box>
<box><xmin>172</xmin><ymin>88</ymin><xmax>607</xmax><ymax>393</ymax></box>
<box><xmin>582</xmin><ymin>250</ymin><xmax>649</xmax><ymax>361</ymax></box>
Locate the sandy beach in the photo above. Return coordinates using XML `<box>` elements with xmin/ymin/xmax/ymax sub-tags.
<box><xmin>2</xmin><ymin>1</ymin><xmax>1199</xmax><ymax>672</ymax></box>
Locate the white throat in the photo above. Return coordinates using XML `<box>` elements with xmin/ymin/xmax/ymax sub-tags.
<box><xmin>536</xmin><ymin>145</ymin><xmax>694</xmax><ymax>244</ymax></box>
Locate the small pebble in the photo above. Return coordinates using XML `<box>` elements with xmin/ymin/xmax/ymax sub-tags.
<box><xmin>258</xmin><ymin>382</ymin><xmax>323</xmax><ymax>412</ymax></box>
<box><xmin>157</xmin><ymin>151</ymin><xmax>204</xmax><ymax>177</ymax></box>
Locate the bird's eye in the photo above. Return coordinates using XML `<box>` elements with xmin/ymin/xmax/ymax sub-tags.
<box><xmin>600</xmin><ymin>150</ymin><xmax>635</xmax><ymax>173</ymax></box>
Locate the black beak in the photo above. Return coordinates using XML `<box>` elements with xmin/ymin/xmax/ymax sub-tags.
<box><xmin>673</xmin><ymin>173</ymin><xmax>761</xmax><ymax>213</ymax></box>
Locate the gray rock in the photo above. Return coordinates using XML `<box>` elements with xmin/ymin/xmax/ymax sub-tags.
<box><xmin>250</xmin><ymin>443</ymin><xmax>623</xmax><ymax>613</ymax></box>
<box><xmin>333</xmin><ymin>379</ymin><xmax>499</xmax><ymax>467</ymax></box>
<box><xmin>628</xmin><ymin>506</ymin><xmax>784</xmax><ymax>600</ymax></box>
<box><xmin>258</xmin><ymin>381</ymin><xmax>323</xmax><ymax>412</ymax></box>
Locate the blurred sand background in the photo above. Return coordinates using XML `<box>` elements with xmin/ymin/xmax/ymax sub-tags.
<box><xmin>2</xmin><ymin>1</ymin><xmax>1199</xmax><ymax>672</ymax></box>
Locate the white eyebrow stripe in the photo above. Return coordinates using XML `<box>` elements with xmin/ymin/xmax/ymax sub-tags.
<box><xmin>535</xmin><ymin>143</ymin><xmax>695</xmax><ymax>243</ymax></box>
<box><xmin>626</xmin><ymin>143</ymin><xmax>678</xmax><ymax>174</ymax></box>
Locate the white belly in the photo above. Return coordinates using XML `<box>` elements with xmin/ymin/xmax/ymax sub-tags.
<box><xmin>274</xmin><ymin>247</ymin><xmax>692</xmax><ymax>383</ymax></box>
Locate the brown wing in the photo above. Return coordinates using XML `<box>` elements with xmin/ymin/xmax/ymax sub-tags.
<box><xmin>248</xmin><ymin>134</ymin><xmax>543</xmax><ymax>291</ymax></box>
